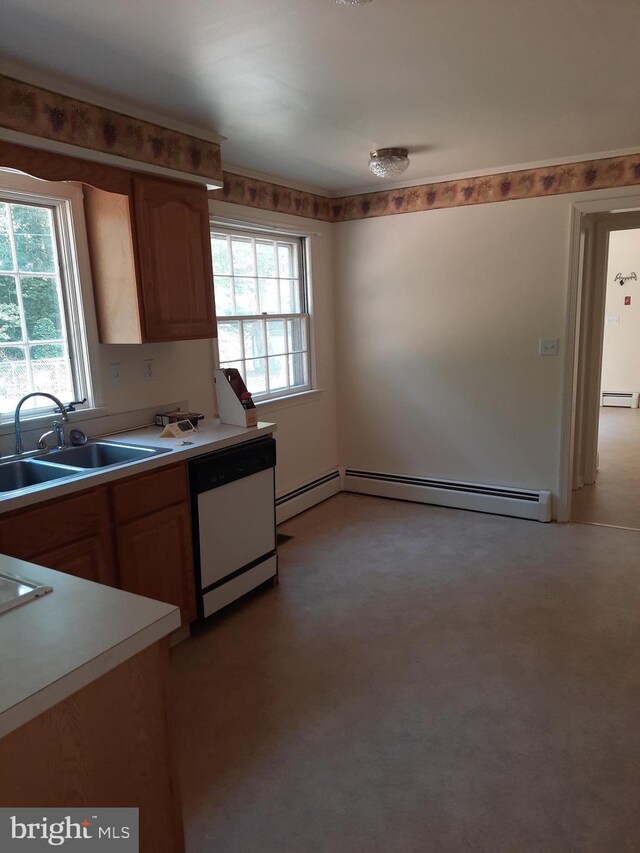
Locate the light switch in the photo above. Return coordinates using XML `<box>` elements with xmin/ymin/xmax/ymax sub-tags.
<box><xmin>109</xmin><ymin>363</ymin><xmax>122</xmax><ymax>385</ymax></box>
<box><xmin>539</xmin><ymin>337</ymin><xmax>560</xmax><ymax>356</ymax></box>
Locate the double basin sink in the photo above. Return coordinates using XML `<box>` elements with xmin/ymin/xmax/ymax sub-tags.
<box><xmin>0</xmin><ymin>441</ymin><xmax>171</xmax><ymax>494</ymax></box>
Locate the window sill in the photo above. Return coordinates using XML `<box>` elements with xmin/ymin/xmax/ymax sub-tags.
<box><xmin>254</xmin><ymin>389</ymin><xmax>324</xmax><ymax>414</ymax></box>
<box><xmin>0</xmin><ymin>407</ymin><xmax>108</xmax><ymax>438</ymax></box>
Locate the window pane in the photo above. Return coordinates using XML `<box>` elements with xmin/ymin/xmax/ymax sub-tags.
<box><xmin>234</xmin><ymin>277</ymin><xmax>258</xmax><ymax>315</ymax></box>
<box><xmin>245</xmin><ymin>357</ymin><xmax>267</xmax><ymax>395</ymax></box>
<box><xmin>277</xmin><ymin>243</ymin><xmax>295</xmax><ymax>278</ymax></box>
<box><xmin>220</xmin><ymin>359</ymin><xmax>244</xmax><ymax>377</ymax></box>
<box><xmin>256</xmin><ymin>241</ymin><xmax>277</xmax><ymax>277</ymax></box>
<box><xmin>11</xmin><ymin>204</ymin><xmax>56</xmax><ymax>273</ymax></box>
<box><xmin>280</xmin><ymin>278</ymin><xmax>300</xmax><ymax>313</ymax></box>
<box><xmin>268</xmin><ymin>355</ymin><xmax>287</xmax><ymax>391</ymax></box>
<box><xmin>218</xmin><ymin>321</ymin><xmax>242</xmax><ymax>362</ymax></box>
<box><xmin>287</xmin><ymin>317</ymin><xmax>306</xmax><ymax>352</ymax></box>
<box><xmin>0</xmin><ymin>275</ymin><xmax>21</xmax><ymax>342</ymax></box>
<box><xmin>0</xmin><ymin>204</ymin><xmax>12</xmax><ymax>270</ymax></box>
<box><xmin>266</xmin><ymin>319</ymin><xmax>286</xmax><ymax>355</ymax></box>
<box><xmin>243</xmin><ymin>320</ymin><xmax>266</xmax><ymax>359</ymax></box>
<box><xmin>0</xmin><ymin>345</ymin><xmax>25</xmax><ymax>361</ymax></box>
<box><xmin>0</xmin><ymin>347</ymin><xmax>27</xmax><ymax>413</ymax></box>
<box><xmin>289</xmin><ymin>352</ymin><xmax>308</xmax><ymax>387</ymax></box>
<box><xmin>30</xmin><ymin>346</ymin><xmax>74</xmax><ymax>401</ymax></box>
<box><xmin>213</xmin><ymin>275</ymin><xmax>234</xmax><ymax>316</ymax></box>
<box><xmin>21</xmin><ymin>277</ymin><xmax>63</xmax><ymax>339</ymax></box>
<box><xmin>258</xmin><ymin>278</ymin><xmax>280</xmax><ymax>314</ymax></box>
<box><xmin>211</xmin><ymin>236</ymin><xmax>231</xmax><ymax>275</ymax></box>
<box><xmin>231</xmin><ymin>238</ymin><xmax>255</xmax><ymax>276</ymax></box>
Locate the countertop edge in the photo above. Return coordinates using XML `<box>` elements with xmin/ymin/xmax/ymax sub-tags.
<box><xmin>0</xmin><ymin>420</ymin><xmax>276</xmax><ymax>515</ymax></box>
<box><xmin>0</xmin><ymin>604</ymin><xmax>180</xmax><ymax>740</ymax></box>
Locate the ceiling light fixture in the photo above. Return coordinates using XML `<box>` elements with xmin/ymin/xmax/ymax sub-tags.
<box><xmin>334</xmin><ymin>0</ymin><xmax>372</xmax><ymax>5</ymax></box>
<box><xmin>368</xmin><ymin>148</ymin><xmax>410</xmax><ymax>178</ymax></box>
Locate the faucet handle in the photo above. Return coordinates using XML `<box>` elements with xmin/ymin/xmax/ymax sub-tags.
<box><xmin>53</xmin><ymin>397</ymin><xmax>86</xmax><ymax>414</ymax></box>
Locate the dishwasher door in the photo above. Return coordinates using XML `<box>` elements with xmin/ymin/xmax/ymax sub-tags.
<box><xmin>190</xmin><ymin>437</ymin><xmax>277</xmax><ymax>619</ymax></box>
<box><xmin>197</xmin><ymin>468</ymin><xmax>275</xmax><ymax>588</ymax></box>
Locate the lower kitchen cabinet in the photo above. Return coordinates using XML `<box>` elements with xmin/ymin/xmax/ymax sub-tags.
<box><xmin>0</xmin><ymin>488</ymin><xmax>118</xmax><ymax>587</ymax></box>
<box><xmin>116</xmin><ymin>502</ymin><xmax>196</xmax><ymax>626</ymax></box>
<box><xmin>0</xmin><ymin>464</ymin><xmax>197</xmax><ymax>626</ymax></box>
<box><xmin>34</xmin><ymin>536</ymin><xmax>118</xmax><ymax>587</ymax></box>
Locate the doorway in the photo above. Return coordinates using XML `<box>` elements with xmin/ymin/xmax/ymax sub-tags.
<box><xmin>568</xmin><ymin>212</ymin><xmax>640</xmax><ymax>529</ymax></box>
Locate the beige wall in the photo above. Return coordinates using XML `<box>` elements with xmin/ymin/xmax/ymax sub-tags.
<box><xmin>334</xmin><ymin>193</ymin><xmax>590</xmax><ymax>500</ymax></box>
<box><xmin>94</xmin><ymin>339</ymin><xmax>216</xmax><ymax>417</ymax></box>
<box><xmin>209</xmin><ymin>200</ymin><xmax>339</xmax><ymax>498</ymax></box>
<box><xmin>601</xmin><ymin>228</ymin><xmax>640</xmax><ymax>393</ymax></box>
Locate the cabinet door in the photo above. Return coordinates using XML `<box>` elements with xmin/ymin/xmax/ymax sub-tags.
<box><xmin>34</xmin><ymin>536</ymin><xmax>118</xmax><ymax>587</ymax></box>
<box><xmin>132</xmin><ymin>176</ymin><xmax>216</xmax><ymax>341</ymax></box>
<box><xmin>116</xmin><ymin>502</ymin><xmax>196</xmax><ymax>626</ymax></box>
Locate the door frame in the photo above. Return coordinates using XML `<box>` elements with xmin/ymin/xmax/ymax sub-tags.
<box><xmin>558</xmin><ymin>190</ymin><xmax>640</xmax><ymax>522</ymax></box>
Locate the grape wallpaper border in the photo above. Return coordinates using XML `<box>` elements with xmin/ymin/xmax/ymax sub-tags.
<box><xmin>214</xmin><ymin>152</ymin><xmax>640</xmax><ymax>223</ymax></box>
<box><xmin>1</xmin><ymin>73</ymin><xmax>636</xmax><ymax>215</ymax></box>
<box><xmin>0</xmin><ymin>75</ymin><xmax>222</xmax><ymax>184</ymax></box>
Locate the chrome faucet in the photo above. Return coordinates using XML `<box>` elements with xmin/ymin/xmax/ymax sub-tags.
<box><xmin>14</xmin><ymin>392</ymin><xmax>70</xmax><ymax>455</ymax></box>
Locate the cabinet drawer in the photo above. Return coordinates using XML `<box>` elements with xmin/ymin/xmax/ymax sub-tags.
<box><xmin>111</xmin><ymin>464</ymin><xmax>189</xmax><ymax>524</ymax></box>
<box><xmin>0</xmin><ymin>488</ymin><xmax>111</xmax><ymax>560</ymax></box>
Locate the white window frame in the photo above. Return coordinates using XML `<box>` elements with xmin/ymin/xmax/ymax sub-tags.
<box><xmin>210</xmin><ymin>221</ymin><xmax>314</xmax><ymax>403</ymax></box>
<box><xmin>0</xmin><ymin>171</ymin><xmax>99</xmax><ymax>422</ymax></box>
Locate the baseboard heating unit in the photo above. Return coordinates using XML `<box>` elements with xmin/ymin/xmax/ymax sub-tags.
<box><xmin>601</xmin><ymin>392</ymin><xmax>639</xmax><ymax>408</ymax></box>
<box><xmin>276</xmin><ymin>469</ymin><xmax>341</xmax><ymax>524</ymax></box>
<box><xmin>343</xmin><ymin>469</ymin><xmax>552</xmax><ymax>522</ymax></box>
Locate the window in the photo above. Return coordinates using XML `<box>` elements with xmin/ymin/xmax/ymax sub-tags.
<box><xmin>0</xmin><ymin>176</ymin><xmax>94</xmax><ymax>417</ymax></box>
<box><xmin>211</xmin><ymin>226</ymin><xmax>311</xmax><ymax>401</ymax></box>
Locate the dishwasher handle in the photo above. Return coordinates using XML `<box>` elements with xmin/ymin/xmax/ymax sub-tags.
<box><xmin>189</xmin><ymin>437</ymin><xmax>276</xmax><ymax>492</ymax></box>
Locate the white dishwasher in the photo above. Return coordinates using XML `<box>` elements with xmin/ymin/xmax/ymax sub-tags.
<box><xmin>189</xmin><ymin>437</ymin><xmax>277</xmax><ymax>619</ymax></box>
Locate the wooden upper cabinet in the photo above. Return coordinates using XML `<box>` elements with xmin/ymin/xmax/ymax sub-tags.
<box><xmin>84</xmin><ymin>175</ymin><xmax>217</xmax><ymax>343</ymax></box>
<box><xmin>132</xmin><ymin>176</ymin><xmax>217</xmax><ymax>341</ymax></box>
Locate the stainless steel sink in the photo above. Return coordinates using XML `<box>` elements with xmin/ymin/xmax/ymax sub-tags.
<box><xmin>0</xmin><ymin>459</ymin><xmax>80</xmax><ymax>493</ymax></box>
<box><xmin>45</xmin><ymin>440</ymin><xmax>171</xmax><ymax>469</ymax></box>
<box><xmin>0</xmin><ymin>441</ymin><xmax>171</xmax><ymax>494</ymax></box>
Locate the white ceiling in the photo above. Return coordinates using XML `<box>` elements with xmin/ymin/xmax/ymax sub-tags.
<box><xmin>1</xmin><ymin>0</ymin><xmax>639</xmax><ymax>194</ymax></box>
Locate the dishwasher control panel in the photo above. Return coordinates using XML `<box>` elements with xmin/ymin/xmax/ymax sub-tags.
<box><xmin>190</xmin><ymin>437</ymin><xmax>276</xmax><ymax>492</ymax></box>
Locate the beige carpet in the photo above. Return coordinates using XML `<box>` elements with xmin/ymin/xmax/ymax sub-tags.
<box><xmin>572</xmin><ymin>407</ymin><xmax>640</xmax><ymax>530</ymax></box>
<box><xmin>171</xmin><ymin>494</ymin><xmax>640</xmax><ymax>853</ymax></box>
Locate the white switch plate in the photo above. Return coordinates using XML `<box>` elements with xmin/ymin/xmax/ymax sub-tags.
<box><xmin>539</xmin><ymin>337</ymin><xmax>560</xmax><ymax>356</ymax></box>
<box><xmin>109</xmin><ymin>363</ymin><xmax>122</xmax><ymax>385</ymax></box>
<box><xmin>606</xmin><ymin>315</ymin><xmax>621</xmax><ymax>325</ymax></box>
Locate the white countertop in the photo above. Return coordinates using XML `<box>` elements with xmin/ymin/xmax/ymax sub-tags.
<box><xmin>0</xmin><ymin>418</ymin><xmax>276</xmax><ymax>514</ymax></box>
<box><xmin>0</xmin><ymin>554</ymin><xmax>181</xmax><ymax>739</ymax></box>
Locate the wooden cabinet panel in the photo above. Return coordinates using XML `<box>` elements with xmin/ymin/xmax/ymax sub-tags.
<box><xmin>85</xmin><ymin>175</ymin><xmax>216</xmax><ymax>343</ymax></box>
<box><xmin>0</xmin><ymin>641</ymin><xmax>185</xmax><ymax>853</ymax></box>
<box><xmin>110</xmin><ymin>464</ymin><xmax>189</xmax><ymax>525</ymax></box>
<box><xmin>35</xmin><ymin>536</ymin><xmax>118</xmax><ymax>587</ymax></box>
<box><xmin>116</xmin><ymin>502</ymin><xmax>196</xmax><ymax>625</ymax></box>
<box><xmin>0</xmin><ymin>488</ymin><xmax>112</xmax><ymax>560</ymax></box>
<box><xmin>132</xmin><ymin>176</ymin><xmax>216</xmax><ymax>341</ymax></box>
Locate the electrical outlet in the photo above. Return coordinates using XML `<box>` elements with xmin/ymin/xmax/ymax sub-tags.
<box><xmin>109</xmin><ymin>363</ymin><xmax>122</xmax><ymax>386</ymax></box>
<box><xmin>143</xmin><ymin>359</ymin><xmax>154</xmax><ymax>382</ymax></box>
<box><xmin>539</xmin><ymin>337</ymin><xmax>560</xmax><ymax>356</ymax></box>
